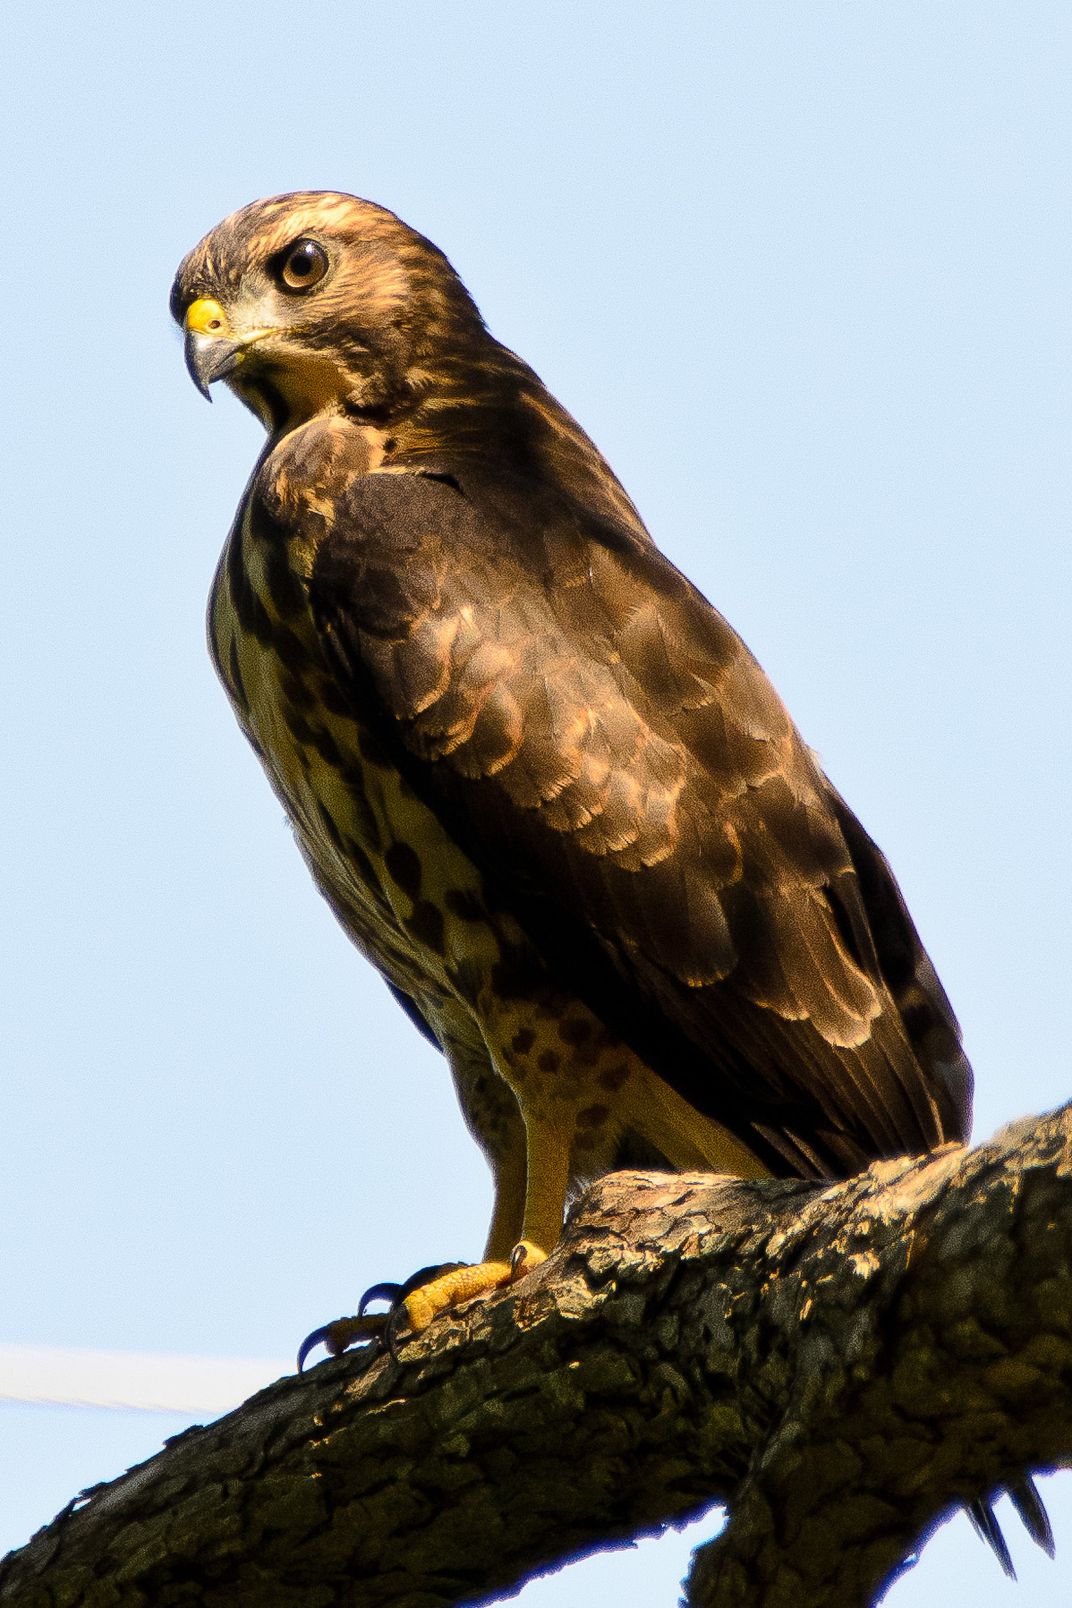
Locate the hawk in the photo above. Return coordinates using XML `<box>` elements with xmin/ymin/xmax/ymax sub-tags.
<box><xmin>171</xmin><ymin>186</ymin><xmax>968</xmax><ymax>1282</ymax></box>
<box><xmin>171</xmin><ymin>192</ymin><xmax>1046</xmax><ymax>1564</ymax></box>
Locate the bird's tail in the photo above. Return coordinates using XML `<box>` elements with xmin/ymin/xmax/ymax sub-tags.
<box><xmin>967</xmin><ymin>1476</ymin><xmax>1054</xmax><ymax>1578</ymax></box>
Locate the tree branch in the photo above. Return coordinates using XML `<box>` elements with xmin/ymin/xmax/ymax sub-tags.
<box><xmin>3</xmin><ymin>1106</ymin><xmax>1072</xmax><ymax>1608</ymax></box>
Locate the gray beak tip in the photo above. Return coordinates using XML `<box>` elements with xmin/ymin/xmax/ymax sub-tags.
<box><xmin>184</xmin><ymin>329</ymin><xmax>240</xmax><ymax>400</ymax></box>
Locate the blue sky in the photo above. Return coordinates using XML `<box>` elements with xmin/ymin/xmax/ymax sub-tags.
<box><xmin>2</xmin><ymin>3</ymin><xmax>1069</xmax><ymax>1601</ymax></box>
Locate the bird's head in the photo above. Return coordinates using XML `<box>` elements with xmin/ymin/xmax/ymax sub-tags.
<box><xmin>170</xmin><ymin>191</ymin><xmax>485</xmax><ymax>434</ymax></box>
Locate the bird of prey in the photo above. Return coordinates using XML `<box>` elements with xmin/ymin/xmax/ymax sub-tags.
<box><xmin>171</xmin><ymin>192</ymin><xmax>1046</xmax><ymax>1567</ymax></box>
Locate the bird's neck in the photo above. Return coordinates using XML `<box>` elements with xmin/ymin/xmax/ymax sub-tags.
<box><xmin>383</xmin><ymin>340</ymin><xmax>652</xmax><ymax>546</ymax></box>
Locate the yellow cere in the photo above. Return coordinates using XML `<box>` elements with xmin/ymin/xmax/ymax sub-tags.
<box><xmin>184</xmin><ymin>298</ymin><xmax>230</xmax><ymax>336</ymax></box>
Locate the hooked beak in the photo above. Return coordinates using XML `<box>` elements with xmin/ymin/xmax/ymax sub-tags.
<box><xmin>183</xmin><ymin>298</ymin><xmax>242</xmax><ymax>400</ymax></box>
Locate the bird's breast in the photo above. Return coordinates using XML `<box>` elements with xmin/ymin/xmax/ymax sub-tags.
<box><xmin>207</xmin><ymin>513</ymin><xmax>510</xmax><ymax>1014</ymax></box>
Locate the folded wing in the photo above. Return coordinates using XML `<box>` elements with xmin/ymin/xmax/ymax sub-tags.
<box><xmin>306</xmin><ymin>466</ymin><xmax>972</xmax><ymax>1178</ymax></box>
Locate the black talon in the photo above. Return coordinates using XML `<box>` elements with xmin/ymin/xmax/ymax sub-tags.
<box><xmin>509</xmin><ymin>1243</ymin><xmax>529</xmax><ymax>1277</ymax></box>
<box><xmin>296</xmin><ymin>1311</ymin><xmax>390</xmax><ymax>1372</ymax></box>
<box><xmin>358</xmin><ymin>1281</ymin><xmax>403</xmax><ymax>1317</ymax></box>
<box><xmin>297</xmin><ymin>1323</ymin><xmax>339</xmax><ymax>1374</ymax></box>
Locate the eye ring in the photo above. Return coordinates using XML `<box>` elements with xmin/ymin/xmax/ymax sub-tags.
<box><xmin>276</xmin><ymin>237</ymin><xmax>330</xmax><ymax>293</ymax></box>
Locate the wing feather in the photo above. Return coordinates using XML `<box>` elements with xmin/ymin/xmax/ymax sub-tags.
<box><xmin>303</xmin><ymin>464</ymin><xmax>971</xmax><ymax>1175</ymax></box>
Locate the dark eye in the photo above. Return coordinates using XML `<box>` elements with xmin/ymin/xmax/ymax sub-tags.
<box><xmin>277</xmin><ymin>238</ymin><xmax>329</xmax><ymax>292</ymax></box>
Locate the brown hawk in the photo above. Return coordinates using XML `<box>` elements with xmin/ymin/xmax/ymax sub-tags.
<box><xmin>170</xmin><ymin>186</ymin><xmax>969</xmax><ymax>1277</ymax></box>
<box><xmin>170</xmin><ymin>191</ymin><xmax>1047</xmax><ymax>1564</ymax></box>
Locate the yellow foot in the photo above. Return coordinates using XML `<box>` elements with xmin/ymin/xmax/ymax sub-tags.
<box><xmin>296</xmin><ymin>1242</ymin><xmax>546</xmax><ymax>1370</ymax></box>
<box><xmin>404</xmin><ymin>1240</ymin><xmax>546</xmax><ymax>1331</ymax></box>
<box><xmin>296</xmin><ymin>1309</ymin><xmax>389</xmax><ymax>1371</ymax></box>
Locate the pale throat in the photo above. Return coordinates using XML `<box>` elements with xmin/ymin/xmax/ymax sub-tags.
<box><xmin>230</xmin><ymin>344</ymin><xmax>371</xmax><ymax>435</ymax></box>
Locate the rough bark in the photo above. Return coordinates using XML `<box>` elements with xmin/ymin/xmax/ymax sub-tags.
<box><xmin>3</xmin><ymin>1106</ymin><xmax>1072</xmax><ymax>1608</ymax></box>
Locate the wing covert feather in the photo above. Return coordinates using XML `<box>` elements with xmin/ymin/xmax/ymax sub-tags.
<box><xmin>305</xmin><ymin>467</ymin><xmax>969</xmax><ymax>1172</ymax></box>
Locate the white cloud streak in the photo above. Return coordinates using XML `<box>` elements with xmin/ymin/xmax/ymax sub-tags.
<box><xmin>0</xmin><ymin>1345</ymin><xmax>291</xmax><ymax>1415</ymax></box>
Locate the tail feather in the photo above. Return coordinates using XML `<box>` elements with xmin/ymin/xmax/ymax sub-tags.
<box><xmin>967</xmin><ymin>1497</ymin><xmax>1016</xmax><ymax>1579</ymax></box>
<box><xmin>967</xmin><ymin>1477</ymin><xmax>1054</xmax><ymax>1577</ymax></box>
<box><xmin>1008</xmin><ymin>1475</ymin><xmax>1055</xmax><ymax>1558</ymax></box>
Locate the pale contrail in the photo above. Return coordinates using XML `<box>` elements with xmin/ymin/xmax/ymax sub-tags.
<box><xmin>0</xmin><ymin>1345</ymin><xmax>292</xmax><ymax>1415</ymax></box>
